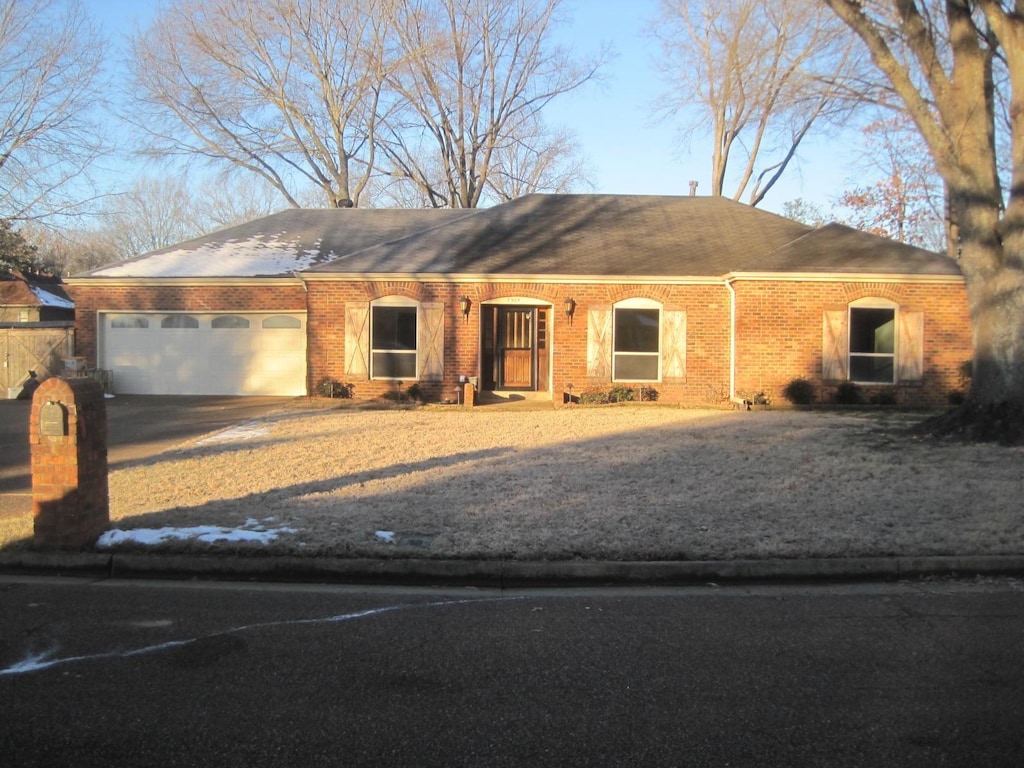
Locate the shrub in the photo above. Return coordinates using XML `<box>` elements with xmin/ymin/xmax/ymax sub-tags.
<box><xmin>640</xmin><ymin>385</ymin><xmax>659</xmax><ymax>401</ymax></box>
<box><xmin>869</xmin><ymin>389</ymin><xmax>898</xmax><ymax>406</ymax></box>
<box><xmin>316</xmin><ymin>377</ymin><xmax>352</xmax><ymax>398</ymax></box>
<box><xmin>608</xmin><ymin>385</ymin><xmax>635</xmax><ymax>403</ymax></box>
<box><xmin>579</xmin><ymin>388</ymin><xmax>610</xmax><ymax>405</ymax></box>
<box><xmin>782</xmin><ymin>378</ymin><xmax>814</xmax><ymax>405</ymax></box>
<box><xmin>834</xmin><ymin>381</ymin><xmax>862</xmax><ymax>405</ymax></box>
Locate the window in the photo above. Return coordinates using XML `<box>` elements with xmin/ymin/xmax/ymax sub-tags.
<box><xmin>849</xmin><ymin>306</ymin><xmax>895</xmax><ymax>383</ymax></box>
<box><xmin>212</xmin><ymin>315</ymin><xmax>250</xmax><ymax>329</ymax></box>
<box><xmin>110</xmin><ymin>315</ymin><xmax>149</xmax><ymax>329</ymax></box>
<box><xmin>613</xmin><ymin>301</ymin><xmax>660</xmax><ymax>381</ymax></box>
<box><xmin>371</xmin><ymin>304</ymin><xmax>417</xmax><ymax>379</ymax></box>
<box><xmin>161</xmin><ymin>314</ymin><xmax>198</xmax><ymax>329</ymax></box>
<box><xmin>262</xmin><ymin>315</ymin><xmax>301</xmax><ymax>329</ymax></box>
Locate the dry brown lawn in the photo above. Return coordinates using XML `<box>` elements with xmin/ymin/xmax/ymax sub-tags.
<box><xmin>10</xmin><ymin>402</ymin><xmax>1014</xmax><ymax>562</ymax></box>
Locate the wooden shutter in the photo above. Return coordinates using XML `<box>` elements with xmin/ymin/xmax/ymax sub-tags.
<box><xmin>417</xmin><ymin>302</ymin><xmax>444</xmax><ymax>381</ymax></box>
<box><xmin>587</xmin><ymin>308</ymin><xmax>612</xmax><ymax>379</ymax></box>
<box><xmin>344</xmin><ymin>303</ymin><xmax>369</xmax><ymax>378</ymax></box>
<box><xmin>662</xmin><ymin>311</ymin><xmax>687</xmax><ymax>380</ymax></box>
<box><xmin>897</xmin><ymin>310</ymin><xmax>924</xmax><ymax>382</ymax></box>
<box><xmin>822</xmin><ymin>309</ymin><xmax>848</xmax><ymax>381</ymax></box>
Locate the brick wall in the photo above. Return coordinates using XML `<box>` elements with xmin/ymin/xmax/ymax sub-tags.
<box><xmin>66</xmin><ymin>281</ymin><xmax>307</xmax><ymax>366</ymax></box>
<box><xmin>30</xmin><ymin>377</ymin><xmax>109</xmax><ymax>550</ymax></box>
<box><xmin>67</xmin><ymin>276</ymin><xmax>972</xmax><ymax>409</ymax></box>
<box><xmin>732</xmin><ymin>279</ymin><xmax>972</xmax><ymax>407</ymax></box>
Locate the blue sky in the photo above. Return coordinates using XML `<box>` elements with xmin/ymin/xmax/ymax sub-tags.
<box><xmin>84</xmin><ymin>0</ymin><xmax>855</xmax><ymax>215</ymax></box>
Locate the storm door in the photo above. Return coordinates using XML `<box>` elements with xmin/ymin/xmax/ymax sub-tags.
<box><xmin>498</xmin><ymin>307</ymin><xmax>534</xmax><ymax>389</ymax></box>
<box><xmin>481</xmin><ymin>305</ymin><xmax>549</xmax><ymax>391</ymax></box>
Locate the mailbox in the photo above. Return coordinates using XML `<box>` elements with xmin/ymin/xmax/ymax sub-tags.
<box><xmin>30</xmin><ymin>377</ymin><xmax>109</xmax><ymax>550</ymax></box>
<box><xmin>39</xmin><ymin>400</ymin><xmax>68</xmax><ymax>437</ymax></box>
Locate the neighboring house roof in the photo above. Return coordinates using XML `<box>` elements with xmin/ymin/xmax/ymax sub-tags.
<box><xmin>73</xmin><ymin>194</ymin><xmax>962</xmax><ymax>281</ymax></box>
<box><xmin>0</xmin><ymin>270</ymin><xmax>75</xmax><ymax>309</ymax></box>
<box><xmin>81</xmin><ymin>208</ymin><xmax>477</xmax><ymax>278</ymax></box>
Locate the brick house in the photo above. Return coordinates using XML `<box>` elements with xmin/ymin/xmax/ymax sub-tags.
<box><xmin>64</xmin><ymin>194</ymin><xmax>972</xmax><ymax>407</ymax></box>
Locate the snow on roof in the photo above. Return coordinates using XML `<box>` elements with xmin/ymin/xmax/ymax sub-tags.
<box><xmin>29</xmin><ymin>284</ymin><xmax>75</xmax><ymax>309</ymax></box>
<box><xmin>88</xmin><ymin>235</ymin><xmax>333</xmax><ymax>279</ymax></box>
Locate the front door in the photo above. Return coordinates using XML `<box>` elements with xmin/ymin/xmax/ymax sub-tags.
<box><xmin>498</xmin><ymin>307</ymin><xmax>534</xmax><ymax>389</ymax></box>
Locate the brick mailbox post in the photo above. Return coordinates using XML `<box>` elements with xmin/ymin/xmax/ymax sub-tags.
<box><xmin>30</xmin><ymin>377</ymin><xmax>109</xmax><ymax>550</ymax></box>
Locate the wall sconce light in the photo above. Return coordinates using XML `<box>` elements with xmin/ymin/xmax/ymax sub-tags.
<box><xmin>564</xmin><ymin>297</ymin><xmax>576</xmax><ymax>324</ymax></box>
<box><xmin>459</xmin><ymin>295</ymin><xmax>471</xmax><ymax>321</ymax></box>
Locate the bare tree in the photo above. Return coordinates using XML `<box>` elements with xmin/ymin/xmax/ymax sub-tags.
<box><xmin>381</xmin><ymin>0</ymin><xmax>606</xmax><ymax>208</ymax></box>
<box><xmin>194</xmin><ymin>173</ymin><xmax>284</xmax><ymax>230</ymax></box>
<box><xmin>21</xmin><ymin>223</ymin><xmax>117</xmax><ymax>276</ymax></box>
<box><xmin>0</xmin><ymin>0</ymin><xmax>107</xmax><ymax>223</ymax></box>
<box><xmin>824</xmin><ymin>0</ymin><xmax>1024</xmax><ymax>440</ymax></box>
<box><xmin>128</xmin><ymin>0</ymin><xmax>396</xmax><ymax>208</ymax></box>
<box><xmin>836</xmin><ymin>115</ymin><xmax>945</xmax><ymax>250</ymax></box>
<box><xmin>651</xmin><ymin>0</ymin><xmax>861</xmax><ymax>206</ymax></box>
<box><xmin>100</xmin><ymin>175</ymin><xmax>203</xmax><ymax>259</ymax></box>
<box><xmin>485</xmin><ymin>117</ymin><xmax>593</xmax><ymax>202</ymax></box>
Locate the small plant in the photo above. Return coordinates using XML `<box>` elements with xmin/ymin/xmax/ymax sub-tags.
<box><xmin>316</xmin><ymin>377</ymin><xmax>352</xmax><ymax>398</ymax></box>
<box><xmin>834</xmin><ymin>381</ymin><xmax>862</xmax><ymax>405</ymax></box>
<box><xmin>405</xmin><ymin>383</ymin><xmax>425</xmax><ymax>402</ymax></box>
<box><xmin>640</xmin><ymin>385</ymin><xmax>659</xmax><ymax>401</ymax></box>
<box><xmin>782</xmin><ymin>378</ymin><xmax>815</xmax><ymax>405</ymax></box>
<box><xmin>958</xmin><ymin>359</ymin><xmax>972</xmax><ymax>388</ymax></box>
<box><xmin>869</xmin><ymin>389</ymin><xmax>898</xmax><ymax>406</ymax></box>
<box><xmin>579</xmin><ymin>387</ymin><xmax>610</xmax><ymax>405</ymax></box>
<box><xmin>608</xmin><ymin>384</ymin><xmax>636</xmax><ymax>403</ymax></box>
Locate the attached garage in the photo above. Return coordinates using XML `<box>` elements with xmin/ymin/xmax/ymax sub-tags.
<box><xmin>99</xmin><ymin>311</ymin><xmax>306</xmax><ymax>396</ymax></box>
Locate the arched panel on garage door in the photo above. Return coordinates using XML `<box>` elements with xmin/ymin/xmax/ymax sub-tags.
<box><xmin>99</xmin><ymin>312</ymin><xmax>307</xmax><ymax>396</ymax></box>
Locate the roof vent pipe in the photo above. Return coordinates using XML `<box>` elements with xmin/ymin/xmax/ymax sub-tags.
<box><xmin>688</xmin><ymin>180</ymin><xmax>698</xmax><ymax>196</ymax></box>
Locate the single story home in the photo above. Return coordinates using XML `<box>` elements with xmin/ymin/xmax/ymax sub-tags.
<box><xmin>64</xmin><ymin>194</ymin><xmax>972</xmax><ymax>407</ymax></box>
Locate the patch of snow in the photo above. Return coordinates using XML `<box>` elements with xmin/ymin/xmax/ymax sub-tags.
<box><xmin>88</xmin><ymin>237</ymin><xmax>337</xmax><ymax>278</ymax></box>
<box><xmin>375</xmin><ymin>530</ymin><xmax>396</xmax><ymax>544</ymax></box>
<box><xmin>194</xmin><ymin>422</ymin><xmax>270</xmax><ymax>445</ymax></box>
<box><xmin>96</xmin><ymin>520</ymin><xmax>297</xmax><ymax>548</ymax></box>
<box><xmin>28</xmin><ymin>285</ymin><xmax>74</xmax><ymax>309</ymax></box>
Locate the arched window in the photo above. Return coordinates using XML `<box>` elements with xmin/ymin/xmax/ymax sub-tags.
<box><xmin>612</xmin><ymin>298</ymin><xmax>662</xmax><ymax>382</ymax></box>
<box><xmin>110</xmin><ymin>315</ymin><xmax>149</xmax><ymax>329</ymax></box>
<box><xmin>212</xmin><ymin>315</ymin><xmax>250</xmax><ymax>329</ymax></box>
<box><xmin>161</xmin><ymin>314</ymin><xmax>199</xmax><ymax>329</ymax></box>
<box><xmin>370</xmin><ymin>297</ymin><xmax>418</xmax><ymax>379</ymax></box>
<box><xmin>848</xmin><ymin>298</ymin><xmax>897</xmax><ymax>384</ymax></box>
<box><xmin>262</xmin><ymin>315</ymin><xmax>301</xmax><ymax>329</ymax></box>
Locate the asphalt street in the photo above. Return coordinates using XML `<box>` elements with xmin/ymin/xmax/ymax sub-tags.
<box><xmin>2</xmin><ymin>577</ymin><xmax>1022</xmax><ymax>767</ymax></box>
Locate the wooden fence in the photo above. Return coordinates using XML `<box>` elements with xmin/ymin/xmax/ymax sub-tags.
<box><xmin>1</xmin><ymin>323</ymin><xmax>75</xmax><ymax>397</ymax></box>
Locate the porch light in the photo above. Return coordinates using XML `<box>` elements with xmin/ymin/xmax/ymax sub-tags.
<box><xmin>564</xmin><ymin>297</ymin><xmax>576</xmax><ymax>323</ymax></box>
<box><xmin>459</xmin><ymin>296</ymin><xmax>471</xmax><ymax>320</ymax></box>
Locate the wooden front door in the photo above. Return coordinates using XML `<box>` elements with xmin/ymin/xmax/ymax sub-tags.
<box><xmin>498</xmin><ymin>307</ymin><xmax>534</xmax><ymax>389</ymax></box>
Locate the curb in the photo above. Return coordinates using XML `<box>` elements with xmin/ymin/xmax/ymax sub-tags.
<box><xmin>1</xmin><ymin>551</ymin><xmax>1023</xmax><ymax>587</ymax></box>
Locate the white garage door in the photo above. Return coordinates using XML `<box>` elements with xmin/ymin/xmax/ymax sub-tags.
<box><xmin>99</xmin><ymin>312</ymin><xmax>307</xmax><ymax>396</ymax></box>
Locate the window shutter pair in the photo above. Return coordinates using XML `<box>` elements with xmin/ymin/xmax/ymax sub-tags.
<box><xmin>586</xmin><ymin>308</ymin><xmax>687</xmax><ymax>380</ymax></box>
<box><xmin>821</xmin><ymin>309</ymin><xmax>923</xmax><ymax>382</ymax></box>
<box><xmin>344</xmin><ymin>302</ymin><xmax>444</xmax><ymax>381</ymax></box>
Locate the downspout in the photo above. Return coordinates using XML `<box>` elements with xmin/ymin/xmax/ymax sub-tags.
<box><xmin>725</xmin><ymin>277</ymin><xmax>739</xmax><ymax>405</ymax></box>
<box><xmin>293</xmin><ymin>271</ymin><xmax>310</xmax><ymax>398</ymax></box>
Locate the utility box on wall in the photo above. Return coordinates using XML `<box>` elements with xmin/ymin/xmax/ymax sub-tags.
<box><xmin>30</xmin><ymin>377</ymin><xmax>109</xmax><ymax>550</ymax></box>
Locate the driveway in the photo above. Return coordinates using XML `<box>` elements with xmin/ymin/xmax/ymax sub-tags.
<box><xmin>0</xmin><ymin>396</ymin><xmax>296</xmax><ymax>520</ymax></box>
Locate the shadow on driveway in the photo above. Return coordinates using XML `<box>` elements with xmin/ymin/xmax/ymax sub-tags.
<box><xmin>0</xmin><ymin>396</ymin><xmax>300</xmax><ymax>519</ymax></box>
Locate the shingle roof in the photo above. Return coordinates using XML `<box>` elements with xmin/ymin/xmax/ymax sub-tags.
<box><xmin>75</xmin><ymin>194</ymin><xmax>962</xmax><ymax>280</ymax></box>
<box><xmin>739</xmin><ymin>223</ymin><xmax>962</xmax><ymax>276</ymax></box>
<box><xmin>307</xmin><ymin>194</ymin><xmax>814</xmax><ymax>277</ymax></box>
<box><xmin>80</xmin><ymin>208</ymin><xmax>476</xmax><ymax>278</ymax></box>
<box><xmin>0</xmin><ymin>271</ymin><xmax>75</xmax><ymax>308</ymax></box>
